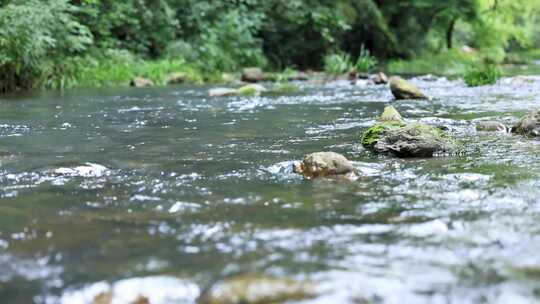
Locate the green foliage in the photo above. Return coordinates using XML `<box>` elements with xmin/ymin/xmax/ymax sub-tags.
<box><xmin>355</xmin><ymin>46</ymin><xmax>378</xmax><ymax>73</ymax></box>
<box><xmin>0</xmin><ymin>0</ymin><xmax>539</xmax><ymax>93</ymax></box>
<box><xmin>0</xmin><ymin>0</ymin><xmax>92</xmax><ymax>92</ymax></box>
<box><xmin>463</xmin><ymin>64</ymin><xmax>501</xmax><ymax>87</ymax></box>
<box><xmin>324</xmin><ymin>53</ymin><xmax>352</xmax><ymax>75</ymax></box>
<box><xmin>77</xmin><ymin>0</ymin><xmax>178</xmax><ymax>57</ymax></box>
<box><xmin>68</xmin><ymin>49</ymin><xmax>203</xmax><ymax>88</ymax></box>
<box><xmin>361</xmin><ymin>121</ymin><xmax>404</xmax><ymax>148</ymax></box>
<box><xmin>387</xmin><ymin>49</ymin><xmax>482</xmax><ymax>76</ymax></box>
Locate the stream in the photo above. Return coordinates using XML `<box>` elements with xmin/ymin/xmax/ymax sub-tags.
<box><xmin>1</xmin><ymin>75</ymin><xmax>540</xmax><ymax>303</ymax></box>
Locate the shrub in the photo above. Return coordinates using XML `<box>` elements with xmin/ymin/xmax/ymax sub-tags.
<box><xmin>355</xmin><ymin>45</ymin><xmax>378</xmax><ymax>73</ymax></box>
<box><xmin>69</xmin><ymin>49</ymin><xmax>203</xmax><ymax>88</ymax></box>
<box><xmin>168</xmin><ymin>10</ymin><xmax>266</xmax><ymax>73</ymax></box>
<box><xmin>324</xmin><ymin>53</ymin><xmax>352</xmax><ymax>75</ymax></box>
<box><xmin>463</xmin><ymin>64</ymin><xmax>501</xmax><ymax>87</ymax></box>
<box><xmin>0</xmin><ymin>0</ymin><xmax>92</xmax><ymax>92</ymax></box>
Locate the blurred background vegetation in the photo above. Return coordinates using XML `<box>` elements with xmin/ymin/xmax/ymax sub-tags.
<box><xmin>0</xmin><ymin>0</ymin><xmax>539</xmax><ymax>92</ymax></box>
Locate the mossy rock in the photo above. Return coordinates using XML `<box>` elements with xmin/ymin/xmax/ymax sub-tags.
<box><xmin>511</xmin><ymin>109</ymin><xmax>540</xmax><ymax>137</ymax></box>
<box><xmin>361</xmin><ymin>121</ymin><xmax>456</xmax><ymax>157</ymax></box>
<box><xmin>238</xmin><ymin>84</ymin><xmax>266</xmax><ymax>96</ymax></box>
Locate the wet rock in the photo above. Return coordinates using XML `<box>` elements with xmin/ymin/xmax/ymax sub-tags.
<box><xmin>241</xmin><ymin>67</ymin><xmax>266</xmax><ymax>83</ymax></box>
<box><xmin>209</xmin><ymin>88</ymin><xmax>238</xmax><ymax>97</ymax></box>
<box><xmin>476</xmin><ymin>121</ymin><xmax>508</xmax><ymax>132</ymax></box>
<box><xmin>376</xmin><ymin>106</ymin><xmax>403</xmax><ymax>122</ymax></box>
<box><xmin>209</xmin><ymin>84</ymin><xmax>267</xmax><ymax>97</ymax></box>
<box><xmin>373</xmin><ymin>72</ymin><xmax>388</xmax><ymax>85</ymax></box>
<box><xmin>389</xmin><ymin>76</ymin><xmax>428</xmax><ymax>100</ymax></box>
<box><xmin>293</xmin><ymin>152</ymin><xmax>357</xmax><ymax>179</ymax></box>
<box><xmin>130</xmin><ymin>77</ymin><xmax>154</xmax><ymax>88</ymax></box>
<box><xmin>166</xmin><ymin>72</ymin><xmax>187</xmax><ymax>84</ymax></box>
<box><xmin>362</xmin><ymin>108</ymin><xmax>456</xmax><ymax>157</ymax></box>
<box><xmin>512</xmin><ymin>109</ymin><xmax>540</xmax><ymax>137</ymax></box>
<box><xmin>198</xmin><ymin>275</ymin><xmax>316</xmax><ymax>304</ymax></box>
<box><xmin>238</xmin><ymin>84</ymin><xmax>266</xmax><ymax>96</ymax></box>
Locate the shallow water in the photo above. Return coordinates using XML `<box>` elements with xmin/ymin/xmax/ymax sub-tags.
<box><xmin>1</xmin><ymin>76</ymin><xmax>540</xmax><ymax>303</ymax></box>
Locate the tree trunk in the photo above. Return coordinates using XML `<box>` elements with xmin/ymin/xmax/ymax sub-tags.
<box><xmin>446</xmin><ymin>17</ymin><xmax>457</xmax><ymax>49</ymax></box>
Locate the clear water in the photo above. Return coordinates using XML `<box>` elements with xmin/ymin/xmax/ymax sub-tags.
<box><xmin>1</xmin><ymin>76</ymin><xmax>540</xmax><ymax>303</ymax></box>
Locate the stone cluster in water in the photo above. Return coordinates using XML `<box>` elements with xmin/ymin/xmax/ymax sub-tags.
<box><xmin>293</xmin><ymin>77</ymin><xmax>540</xmax><ymax>180</ymax></box>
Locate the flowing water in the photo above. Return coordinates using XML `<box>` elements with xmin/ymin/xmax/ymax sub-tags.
<box><xmin>1</xmin><ymin>76</ymin><xmax>540</xmax><ymax>304</ymax></box>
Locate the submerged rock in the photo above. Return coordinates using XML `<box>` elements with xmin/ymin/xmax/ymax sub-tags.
<box><xmin>512</xmin><ymin>109</ymin><xmax>540</xmax><ymax>137</ymax></box>
<box><xmin>237</xmin><ymin>84</ymin><xmax>266</xmax><ymax>96</ymax></box>
<box><xmin>209</xmin><ymin>88</ymin><xmax>239</xmax><ymax>97</ymax></box>
<box><xmin>476</xmin><ymin>121</ymin><xmax>508</xmax><ymax>132</ymax></box>
<box><xmin>209</xmin><ymin>85</ymin><xmax>267</xmax><ymax>97</ymax></box>
<box><xmin>362</xmin><ymin>108</ymin><xmax>456</xmax><ymax>157</ymax></box>
<box><xmin>389</xmin><ymin>76</ymin><xmax>428</xmax><ymax>100</ymax></box>
<box><xmin>241</xmin><ymin>67</ymin><xmax>266</xmax><ymax>83</ymax></box>
<box><xmin>198</xmin><ymin>275</ymin><xmax>316</xmax><ymax>304</ymax></box>
<box><xmin>130</xmin><ymin>77</ymin><xmax>154</xmax><ymax>88</ymax></box>
<box><xmin>293</xmin><ymin>152</ymin><xmax>357</xmax><ymax>179</ymax></box>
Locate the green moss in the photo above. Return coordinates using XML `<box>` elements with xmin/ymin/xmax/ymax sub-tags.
<box><xmin>238</xmin><ymin>87</ymin><xmax>258</xmax><ymax>96</ymax></box>
<box><xmin>237</xmin><ymin>84</ymin><xmax>264</xmax><ymax>96</ymax></box>
<box><xmin>361</xmin><ymin>121</ymin><xmax>404</xmax><ymax>148</ymax></box>
<box><xmin>361</xmin><ymin>121</ymin><xmax>456</xmax><ymax>150</ymax></box>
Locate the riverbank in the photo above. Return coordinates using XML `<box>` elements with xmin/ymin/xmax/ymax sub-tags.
<box><xmin>11</xmin><ymin>48</ymin><xmax>540</xmax><ymax>93</ymax></box>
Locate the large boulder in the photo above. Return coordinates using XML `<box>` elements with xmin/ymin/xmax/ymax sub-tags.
<box><xmin>389</xmin><ymin>76</ymin><xmax>428</xmax><ymax>100</ymax></box>
<box><xmin>130</xmin><ymin>77</ymin><xmax>154</xmax><ymax>88</ymax></box>
<box><xmin>361</xmin><ymin>107</ymin><xmax>456</xmax><ymax>157</ymax></box>
<box><xmin>511</xmin><ymin>109</ymin><xmax>540</xmax><ymax>137</ymax></box>
<box><xmin>198</xmin><ymin>275</ymin><xmax>316</xmax><ymax>304</ymax></box>
<box><xmin>241</xmin><ymin>67</ymin><xmax>266</xmax><ymax>83</ymax></box>
<box><xmin>293</xmin><ymin>152</ymin><xmax>357</xmax><ymax>179</ymax></box>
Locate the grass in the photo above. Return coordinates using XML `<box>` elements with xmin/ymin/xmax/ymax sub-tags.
<box><xmin>71</xmin><ymin>50</ymin><xmax>205</xmax><ymax>88</ymax></box>
<box><xmin>324</xmin><ymin>53</ymin><xmax>353</xmax><ymax>75</ymax></box>
<box><xmin>47</xmin><ymin>49</ymin><xmax>212</xmax><ymax>90</ymax></box>
<box><xmin>463</xmin><ymin>64</ymin><xmax>501</xmax><ymax>87</ymax></box>
<box><xmin>386</xmin><ymin>49</ymin><xmax>483</xmax><ymax>76</ymax></box>
<box><xmin>355</xmin><ymin>46</ymin><xmax>378</xmax><ymax>73</ymax></box>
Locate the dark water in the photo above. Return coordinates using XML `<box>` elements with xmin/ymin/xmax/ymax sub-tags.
<box><xmin>1</xmin><ymin>76</ymin><xmax>540</xmax><ymax>304</ymax></box>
